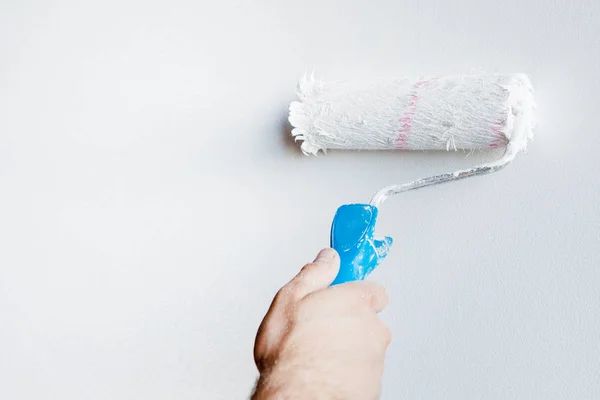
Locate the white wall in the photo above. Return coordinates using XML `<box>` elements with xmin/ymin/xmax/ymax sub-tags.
<box><xmin>1</xmin><ymin>1</ymin><xmax>598</xmax><ymax>399</ymax></box>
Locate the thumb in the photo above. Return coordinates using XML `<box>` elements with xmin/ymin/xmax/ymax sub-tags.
<box><xmin>286</xmin><ymin>248</ymin><xmax>340</xmax><ymax>301</ymax></box>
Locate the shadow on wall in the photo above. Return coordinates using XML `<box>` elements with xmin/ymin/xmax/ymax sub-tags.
<box><xmin>280</xmin><ymin>111</ymin><xmax>303</xmax><ymax>156</ymax></box>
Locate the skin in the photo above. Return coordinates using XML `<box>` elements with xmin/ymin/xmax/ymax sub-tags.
<box><xmin>252</xmin><ymin>248</ymin><xmax>391</xmax><ymax>400</ymax></box>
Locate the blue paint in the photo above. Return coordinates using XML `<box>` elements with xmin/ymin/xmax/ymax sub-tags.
<box><xmin>330</xmin><ymin>204</ymin><xmax>393</xmax><ymax>285</ymax></box>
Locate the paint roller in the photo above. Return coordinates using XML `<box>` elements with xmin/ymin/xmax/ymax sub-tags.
<box><xmin>288</xmin><ymin>73</ymin><xmax>536</xmax><ymax>285</ymax></box>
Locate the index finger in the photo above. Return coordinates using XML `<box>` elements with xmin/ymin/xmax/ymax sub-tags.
<box><xmin>305</xmin><ymin>281</ymin><xmax>389</xmax><ymax>314</ymax></box>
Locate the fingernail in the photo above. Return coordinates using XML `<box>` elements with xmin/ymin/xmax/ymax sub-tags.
<box><xmin>314</xmin><ymin>248</ymin><xmax>337</xmax><ymax>262</ymax></box>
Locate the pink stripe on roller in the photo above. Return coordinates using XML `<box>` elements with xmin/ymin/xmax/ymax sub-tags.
<box><xmin>489</xmin><ymin>121</ymin><xmax>508</xmax><ymax>148</ymax></box>
<box><xmin>394</xmin><ymin>80</ymin><xmax>434</xmax><ymax>149</ymax></box>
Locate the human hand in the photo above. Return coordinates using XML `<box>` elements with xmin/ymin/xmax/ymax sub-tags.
<box><xmin>252</xmin><ymin>248</ymin><xmax>391</xmax><ymax>400</ymax></box>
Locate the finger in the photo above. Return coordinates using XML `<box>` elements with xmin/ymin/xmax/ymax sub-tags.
<box><xmin>279</xmin><ymin>248</ymin><xmax>340</xmax><ymax>303</ymax></box>
<box><xmin>367</xmin><ymin>314</ymin><xmax>393</xmax><ymax>349</ymax></box>
<box><xmin>380</xmin><ymin>322</ymin><xmax>392</xmax><ymax>348</ymax></box>
<box><xmin>306</xmin><ymin>281</ymin><xmax>389</xmax><ymax>314</ymax></box>
<box><xmin>339</xmin><ymin>281</ymin><xmax>389</xmax><ymax>313</ymax></box>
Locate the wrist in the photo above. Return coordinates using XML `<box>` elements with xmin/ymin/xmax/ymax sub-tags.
<box><xmin>252</xmin><ymin>366</ymin><xmax>326</xmax><ymax>400</ymax></box>
<box><xmin>252</xmin><ymin>370</ymin><xmax>293</xmax><ymax>400</ymax></box>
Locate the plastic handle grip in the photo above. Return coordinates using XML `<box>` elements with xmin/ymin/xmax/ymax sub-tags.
<box><xmin>329</xmin><ymin>204</ymin><xmax>393</xmax><ymax>286</ymax></box>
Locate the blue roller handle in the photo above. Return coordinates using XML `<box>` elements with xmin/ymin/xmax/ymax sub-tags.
<box><xmin>330</xmin><ymin>204</ymin><xmax>393</xmax><ymax>286</ymax></box>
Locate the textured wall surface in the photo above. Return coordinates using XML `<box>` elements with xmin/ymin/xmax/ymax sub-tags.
<box><xmin>1</xmin><ymin>1</ymin><xmax>598</xmax><ymax>399</ymax></box>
